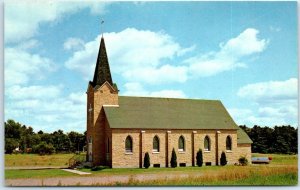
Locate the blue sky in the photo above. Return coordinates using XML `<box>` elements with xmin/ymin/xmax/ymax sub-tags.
<box><xmin>4</xmin><ymin>1</ymin><xmax>298</xmax><ymax>133</ymax></box>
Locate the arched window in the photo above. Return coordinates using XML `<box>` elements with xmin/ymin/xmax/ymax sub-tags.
<box><xmin>178</xmin><ymin>135</ymin><xmax>185</xmax><ymax>151</ymax></box>
<box><xmin>153</xmin><ymin>135</ymin><xmax>160</xmax><ymax>152</ymax></box>
<box><xmin>204</xmin><ymin>136</ymin><xmax>210</xmax><ymax>151</ymax></box>
<box><xmin>125</xmin><ymin>136</ymin><xmax>133</xmax><ymax>152</ymax></box>
<box><xmin>226</xmin><ymin>136</ymin><xmax>232</xmax><ymax>151</ymax></box>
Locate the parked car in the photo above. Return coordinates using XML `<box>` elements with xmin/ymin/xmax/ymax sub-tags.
<box><xmin>251</xmin><ymin>157</ymin><xmax>271</xmax><ymax>164</ymax></box>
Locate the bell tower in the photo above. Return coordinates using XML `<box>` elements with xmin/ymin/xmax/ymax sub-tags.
<box><xmin>86</xmin><ymin>36</ymin><xmax>118</xmax><ymax>165</ymax></box>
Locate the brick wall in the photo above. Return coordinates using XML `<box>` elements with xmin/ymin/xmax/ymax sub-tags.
<box><xmin>110</xmin><ymin>128</ymin><xmax>249</xmax><ymax>168</ymax></box>
<box><xmin>216</xmin><ymin>130</ymin><xmax>238</xmax><ymax>165</ymax></box>
<box><xmin>111</xmin><ymin>129</ymin><xmax>140</xmax><ymax>168</ymax></box>
<box><xmin>86</xmin><ymin>82</ymin><xmax>118</xmax><ymax>166</ymax></box>
<box><xmin>237</xmin><ymin>143</ymin><xmax>252</xmax><ymax>164</ymax></box>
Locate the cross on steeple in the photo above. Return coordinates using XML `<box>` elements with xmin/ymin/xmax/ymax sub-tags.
<box><xmin>101</xmin><ymin>20</ymin><xmax>104</xmax><ymax>37</ymax></box>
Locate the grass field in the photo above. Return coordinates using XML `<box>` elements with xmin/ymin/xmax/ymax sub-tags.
<box><xmin>5</xmin><ymin>169</ymin><xmax>77</xmax><ymax>179</ymax></box>
<box><xmin>252</xmin><ymin>153</ymin><xmax>298</xmax><ymax>165</ymax></box>
<box><xmin>5</xmin><ymin>153</ymin><xmax>298</xmax><ymax>186</ymax></box>
<box><xmin>5</xmin><ymin>153</ymin><xmax>74</xmax><ymax>167</ymax></box>
<box><xmin>106</xmin><ymin>165</ymin><xmax>297</xmax><ymax>186</ymax></box>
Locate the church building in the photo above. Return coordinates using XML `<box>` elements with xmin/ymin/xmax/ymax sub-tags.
<box><xmin>86</xmin><ymin>36</ymin><xmax>252</xmax><ymax>168</ymax></box>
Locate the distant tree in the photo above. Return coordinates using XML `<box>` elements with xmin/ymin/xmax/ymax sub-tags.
<box><xmin>196</xmin><ymin>149</ymin><xmax>203</xmax><ymax>167</ymax></box>
<box><xmin>68</xmin><ymin>131</ymin><xmax>86</xmax><ymax>152</ymax></box>
<box><xmin>220</xmin><ymin>151</ymin><xmax>227</xmax><ymax>166</ymax></box>
<box><xmin>40</xmin><ymin>133</ymin><xmax>53</xmax><ymax>144</ymax></box>
<box><xmin>170</xmin><ymin>148</ymin><xmax>177</xmax><ymax>168</ymax></box>
<box><xmin>32</xmin><ymin>142</ymin><xmax>55</xmax><ymax>155</ymax></box>
<box><xmin>5</xmin><ymin>138</ymin><xmax>19</xmax><ymax>154</ymax></box>
<box><xmin>52</xmin><ymin>130</ymin><xmax>71</xmax><ymax>152</ymax></box>
<box><xmin>242</xmin><ymin>125</ymin><xmax>298</xmax><ymax>154</ymax></box>
<box><xmin>143</xmin><ymin>152</ymin><xmax>150</xmax><ymax>169</ymax></box>
<box><xmin>5</xmin><ymin>119</ymin><xmax>22</xmax><ymax>139</ymax></box>
<box><xmin>4</xmin><ymin>119</ymin><xmax>88</xmax><ymax>154</ymax></box>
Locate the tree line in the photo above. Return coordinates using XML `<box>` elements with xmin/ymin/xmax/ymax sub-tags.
<box><xmin>4</xmin><ymin>119</ymin><xmax>298</xmax><ymax>155</ymax></box>
<box><xmin>5</xmin><ymin>119</ymin><xmax>86</xmax><ymax>154</ymax></box>
<box><xmin>240</xmin><ymin>125</ymin><xmax>298</xmax><ymax>154</ymax></box>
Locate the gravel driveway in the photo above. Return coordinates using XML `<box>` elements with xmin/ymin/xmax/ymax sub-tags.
<box><xmin>6</xmin><ymin>172</ymin><xmax>201</xmax><ymax>186</ymax></box>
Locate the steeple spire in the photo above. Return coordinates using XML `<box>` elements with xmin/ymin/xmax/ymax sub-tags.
<box><xmin>92</xmin><ymin>36</ymin><xmax>113</xmax><ymax>87</ymax></box>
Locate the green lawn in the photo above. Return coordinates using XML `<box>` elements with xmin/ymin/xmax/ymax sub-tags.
<box><xmin>252</xmin><ymin>153</ymin><xmax>298</xmax><ymax>165</ymax></box>
<box><xmin>5</xmin><ymin>153</ymin><xmax>298</xmax><ymax>186</ymax></box>
<box><xmin>79</xmin><ymin>165</ymin><xmax>223</xmax><ymax>175</ymax></box>
<box><xmin>5</xmin><ymin>169</ymin><xmax>77</xmax><ymax>179</ymax></box>
<box><xmin>5</xmin><ymin>153</ymin><xmax>75</xmax><ymax>167</ymax></box>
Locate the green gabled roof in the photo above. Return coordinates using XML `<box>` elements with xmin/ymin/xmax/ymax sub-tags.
<box><xmin>104</xmin><ymin>96</ymin><xmax>252</xmax><ymax>144</ymax></box>
<box><xmin>104</xmin><ymin>96</ymin><xmax>238</xmax><ymax>130</ymax></box>
<box><xmin>237</xmin><ymin>127</ymin><xmax>253</xmax><ymax>144</ymax></box>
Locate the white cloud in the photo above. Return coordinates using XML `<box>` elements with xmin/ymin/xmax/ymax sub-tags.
<box><xmin>5</xmin><ymin>83</ymin><xmax>87</xmax><ymax>132</ymax></box>
<box><xmin>65</xmin><ymin>28</ymin><xmax>191</xmax><ymax>84</ymax></box>
<box><xmin>16</xmin><ymin>39</ymin><xmax>40</xmax><ymax>50</ymax></box>
<box><xmin>123</xmin><ymin>65</ymin><xmax>188</xmax><ymax>84</ymax></box>
<box><xmin>65</xmin><ymin>27</ymin><xmax>267</xmax><ymax>85</ymax></box>
<box><xmin>231</xmin><ymin>78</ymin><xmax>298</xmax><ymax>127</ymax></box>
<box><xmin>227</xmin><ymin>108</ymin><xmax>253</xmax><ymax>125</ymax></box>
<box><xmin>219</xmin><ymin>28</ymin><xmax>268</xmax><ymax>57</ymax></box>
<box><xmin>5</xmin><ymin>85</ymin><xmax>63</xmax><ymax>100</ymax></box>
<box><xmin>186</xmin><ymin>28</ymin><xmax>268</xmax><ymax>77</ymax></box>
<box><xmin>122</xmin><ymin>82</ymin><xmax>186</xmax><ymax>98</ymax></box>
<box><xmin>5</xmin><ymin>1</ymin><xmax>110</xmax><ymax>43</ymax></box>
<box><xmin>63</xmin><ymin>38</ymin><xmax>85</xmax><ymax>51</ymax></box>
<box><xmin>228</xmin><ymin>107</ymin><xmax>293</xmax><ymax>127</ymax></box>
<box><xmin>5</xmin><ymin>47</ymin><xmax>57</xmax><ymax>86</ymax></box>
<box><xmin>69</xmin><ymin>92</ymin><xmax>86</xmax><ymax>104</ymax></box>
<box><xmin>237</xmin><ymin>78</ymin><xmax>297</xmax><ymax>103</ymax></box>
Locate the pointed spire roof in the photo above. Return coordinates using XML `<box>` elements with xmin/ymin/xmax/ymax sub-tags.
<box><xmin>92</xmin><ymin>37</ymin><xmax>113</xmax><ymax>87</ymax></box>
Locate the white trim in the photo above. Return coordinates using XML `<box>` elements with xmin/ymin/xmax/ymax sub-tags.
<box><xmin>204</xmin><ymin>150</ymin><xmax>211</xmax><ymax>153</ymax></box>
<box><xmin>125</xmin><ymin>152</ymin><xmax>133</xmax><ymax>155</ymax></box>
<box><xmin>103</xmin><ymin>105</ymin><xmax>119</xmax><ymax>107</ymax></box>
<box><xmin>152</xmin><ymin>151</ymin><xmax>160</xmax><ymax>154</ymax></box>
<box><xmin>97</xmin><ymin>81</ymin><xmax>117</xmax><ymax>92</ymax></box>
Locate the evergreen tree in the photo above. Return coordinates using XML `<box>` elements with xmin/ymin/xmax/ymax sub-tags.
<box><xmin>5</xmin><ymin>138</ymin><xmax>19</xmax><ymax>154</ymax></box>
<box><xmin>220</xmin><ymin>151</ymin><xmax>227</xmax><ymax>166</ymax></box>
<box><xmin>143</xmin><ymin>152</ymin><xmax>150</xmax><ymax>169</ymax></box>
<box><xmin>170</xmin><ymin>148</ymin><xmax>177</xmax><ymax>168</ymax></box>
<box><xmin>196</xmin><ymin>149</ymin><xmax>203</xmax><ymax>167</ymax></box>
